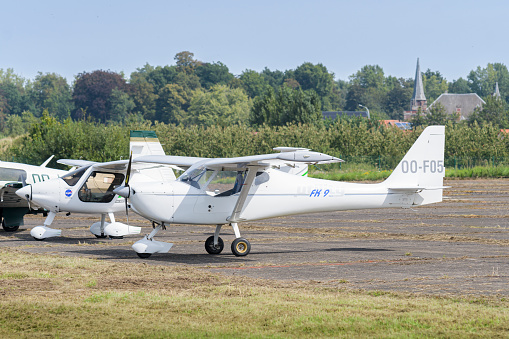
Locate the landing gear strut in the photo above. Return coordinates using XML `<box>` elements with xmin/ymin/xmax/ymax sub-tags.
<box><xmin>205</xmin><ymin>224</ymin><xmax>224</xmax><ymax>254</ymax></box>
<box><xmin>205</xmin><ymin>223</ymin><xmax>251</xmax><ymax>256</ymax></box>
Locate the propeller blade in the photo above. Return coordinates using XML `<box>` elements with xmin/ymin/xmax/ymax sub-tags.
<box><xmin>24</xmin><ymin>185</ymin><xmax>32</xmax><ymax>210</ymax></box>
<box><xmin>125</xmin><ymin>151</ymin><xmax>133</xmax><ymax>187</ymax></box>
<box><xmin>124</xmin><ymin>151</ymin><xmax>133</xmax><ymax>225</ymax></box>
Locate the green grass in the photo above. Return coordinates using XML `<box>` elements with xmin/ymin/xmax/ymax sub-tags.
<box><xmin>309</xmin><ymin>165</ymin><xmax>509</xmax><ymax>181</ymax></box>
<box><xmin>0</xmin><ymin>250</ymin><xmax>507</xmax><ymax>338</ymax></box>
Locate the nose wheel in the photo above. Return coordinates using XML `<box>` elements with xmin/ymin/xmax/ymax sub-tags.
<box><xmin>205</xmin><ymin>235</ymin><xmax>224</xmax><ymax>254</ymax></box>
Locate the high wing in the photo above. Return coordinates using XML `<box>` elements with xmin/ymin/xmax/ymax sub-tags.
<box><xmin>58</xmin><ymin>159</ymin><xmax>98</xmax><ymax>167</ymax></box>
<box><xmin>133</xmin><ymin>155</ymin><xmax>209</xmax><ymax>169</ymax></box>
<box><xmin>134</xmin><ymin>150</ymin><xmax>343</xmax><ymax>171</ymax></box>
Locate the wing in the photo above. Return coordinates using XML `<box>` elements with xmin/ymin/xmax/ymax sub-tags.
<box><xmin>202</xmin><ymin>150</ymin><xmax>342</xmax><ymax>170</ymax></box>
<box><xmin>133</xmin><ymin>155</ymin><xmax>209</xmax><ymax>170</ymax></box>
<box><xmin>58</xmin><ymin>159</ymin><xmax>98</xmax><ymax>167</ymax></box>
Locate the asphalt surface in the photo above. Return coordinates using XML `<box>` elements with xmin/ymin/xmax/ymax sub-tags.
<box><xmin>1</xmin><ymin>179</ymin><xmax>508</xmax><ymax>297</ymax></box>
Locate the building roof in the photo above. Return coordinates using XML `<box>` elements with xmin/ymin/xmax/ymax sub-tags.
<box><xmin>429</xmin><ymin>93</ymin><xmax>485</xmax><ymax>120</ymax></box>
<box><xmin>412</xmin><ymin>58</ymin><xmax>426</xmax><ymax>102</ymax></box>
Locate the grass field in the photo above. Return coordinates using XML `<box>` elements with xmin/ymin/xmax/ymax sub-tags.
<box><xmin>0</xmin><ymin>250</ymin><xmax>507</xmax><ymax>338</ymax></box>
<box><xmin>309</xmin><ymin>165</ymin><xmax>509</xmax><ymax>182</ymax></box>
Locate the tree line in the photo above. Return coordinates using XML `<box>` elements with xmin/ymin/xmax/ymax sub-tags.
<box><xmin>4</xmin><ymin>115</ymin><xmax>509</xmax><ymax>169</ymax></box>
<box><xmin>1</xmin><ymin>52</ymin><xmax>509</xmax><ymax>136</ymax></box>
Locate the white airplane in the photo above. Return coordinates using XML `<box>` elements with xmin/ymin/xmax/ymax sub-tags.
<box><xmin>19</xmin><ymin>126</ymin><xmax>446</xmax><ymax>259</ymax></box>
<box><xmin>15</xmin><ymin>131</ymin><xmax>175</xmax><ymax>240</ymax></box>
<box><xmin>116</xmin><ymin>125</ymin><xmax>446</xmax><ymax>258</ymax></box>
<box><xmin>0</xmin><ymin>156</ymin><xmax>66</xmax><ymax>231</ymax></box>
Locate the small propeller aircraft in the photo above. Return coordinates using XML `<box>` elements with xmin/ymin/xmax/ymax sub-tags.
<box><xmin>15</xmin><ymin>131</ymin><xmax>175</xmax><ymax>240</ymax></box>
<box><xmin>0</xmin><ymin>156</ymin><xmax>66</xmax><ymax>232</ymax></box>
<box><xmin>19</xmin><ymin>126</ymin><xmax>446</xmax><ymax>259</ymax></box>
<box><xmin>113</xmin><ymin>125</ymin><xmax>446</xmax><ymax>258</ymax></box>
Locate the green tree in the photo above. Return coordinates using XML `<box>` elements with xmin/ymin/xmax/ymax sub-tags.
<box><xmin>469</xmin><ymin>94</ymin><xmax>508</xmax><ymax>128</ymax></box>
<box><xmin>240</xmin><ymin>70</ymin><xmax>269</xmax><ymax>98</ymax></box>
<box><xmin>109</xmin><ymin>88</ymin><xmax>135</xmax><ymax>123</ymax></box>
<box><xmin>250</xmin><ymin>86</ymin><xmax>321</xmax><ymax>126</ymax></box>
<box><xmin>384</xmin><ymin>78</ymin><xmax>413</xmax><ymax>120</ymax></box>
<box><xmin>346</xmin><ymin>65</ymin><xmax>387</xmax><ymax>113</ymax></box>
<box><xmin>29</xmin><ymin>72</ymin><xmax>73</xmax><ymax>120</ymax></box>
<box><xmin>261</xmin><ymin>68</ymin><xmax>285</xmax><ymax>89</ymax></box>
<box><xmin>129</xmin><ymin>72</ymin><xmax>158</xmax><ymax>121</ymax></box>
<box><xmin>72</xmin><ymin>70</ymin><xmax>130</xmax><ymax>123</ymax></box>
<box><xmin>423</xmin><ymin>69</ymin><xmax>448</xmax><ymax>102</ymax></box>
<box><xmin>0</xmin><ymin>69</ymin><xmax>27</xmax><ymax>116</ymax></box>
<box><xmin>409</xmin><ymin>107</ymin><xmax>427</xmax><ymax>128</ymax></box>
<box><xmin>174</xmin><ymin>51</ymin><xmax>199</xmax><ymax>75</ymax></box>
<box><xmin>293</xmin><ymin>62</ymin><xmax>335</xmax><ymax>109</ymax></box>
<box><xmin>195</xmin><ymin>62</ymin><xmax>234</xmax><ymax>89</ymax></box>
<box><xmin>186</xmin><ymin>85</ymin><xmax>251</xmax><ymax>127</ymax></box>
<box><xmin>468</xmin><ymin>63</ymin><xmax>509</xmax><ymax>103</ymax></box>
<box><xmin>350</xmin><ymin>65</ymin><xmax>385</xmax><ymax>88</ymax></box>
<box><xmin>155</xmin><ymin>84</ymin><xmax>191</xmax><ymax>124</ymax></box>
<box><xmin>425</xmin><ymin>103</ymin><xmax>452</xmax><ymax>125</ymax></box>
<box><xmin>449</xmin><ymin>77</ymin><xmax>470</xmax><ymax>94</ymax></box>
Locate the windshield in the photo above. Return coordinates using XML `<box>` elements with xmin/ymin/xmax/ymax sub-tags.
<box><xmin>78</xmin><ymin>171</ymin><xmax>125</xmax><ymax>203</ymax></box>
<box><xmin>179</xmin><ymin>166</ymin><xmax>213</xmax><ymax>189</ymax></box>
<box><xmin>61</xmin><ymin>166</ymin><xmax>90</xmax><ymax>186</ymax></box>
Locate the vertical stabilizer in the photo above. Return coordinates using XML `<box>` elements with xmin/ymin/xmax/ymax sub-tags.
<box><xmin>383</xmin><ymin>126</ymin><xmax>445</xmax><ymax>204</ymax></box>
<box><xmin>130</xmin><ymin>131</ymin><xmax>176</xmax><ymax>181</ymax></box>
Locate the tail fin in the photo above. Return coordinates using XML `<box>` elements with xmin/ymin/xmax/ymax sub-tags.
<box><xmin>129</xmin><ymin>131</ymin><xmax>176</xmax><ymax>181</ymax></box>
<box><xmin>383</xmin><ymin>126</ymin><xmax>445</xmax><ymax>205</ymax></box>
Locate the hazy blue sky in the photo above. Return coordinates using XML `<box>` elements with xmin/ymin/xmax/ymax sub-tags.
<box><xmin>1</xmin><ymin>0</ymin><xmax>507</xmax><ymax>83</ymax></box>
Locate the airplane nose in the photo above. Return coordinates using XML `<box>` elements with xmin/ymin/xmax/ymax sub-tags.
<box><xmin>16</xmin><ymin>185</ymin><xmax>31</xmax><ymax>200</ymax></box>
<box><xmin>113</xmin><ymin>186</ymin><xmax>130</xmax><ymax>198</ymax></box>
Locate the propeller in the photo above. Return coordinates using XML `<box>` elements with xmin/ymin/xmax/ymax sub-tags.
<box><xmin>20</xmin><ymin>174</ymin><xmax>32</xmax><ymax>210</ymax></box>
<box><xmin>124</xmin><ymin>151</ymin><xmax>133</xmax><ymax>224</ymax></box>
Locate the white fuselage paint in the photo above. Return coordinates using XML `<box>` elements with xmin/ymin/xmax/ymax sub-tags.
<box><xmin>26</xmin><ymin>167</ymin><xmax>126</xmax><ymax>214</ymax></box>
<box><xmin>129</xmin><ymin>169</ymin><xmax>419</xmax><ymax>225</ymax></box>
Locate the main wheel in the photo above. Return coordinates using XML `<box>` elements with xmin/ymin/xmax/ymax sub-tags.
<box><xmin>205</xmin><ymin>235</ymin><xmax>224</xmax><ymax>254</ymax></box>
<box><xmin>231</xmin><ymin>238</ymin><xmax>251</xmax><ymax>257</ymax></box>
<box><xmin>136</xmin><ymin>252</ymin><xmax>152</xmax><ymax>259</ymax></box>
<box><xmin>2</xmin><ymin>219</ymin><xmax>19</xmax><ymax>232</ymax></box>
<box><xmin>94</xmin><ymin>234</ymin><xmax>107</xmax><ymax>238</ymax></box>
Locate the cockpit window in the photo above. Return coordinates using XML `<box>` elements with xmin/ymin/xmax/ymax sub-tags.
<box><xmin>0</xmin><ymin>168</ymin><xmax>27</xmax><ymax>183</ymax></box>
<box><xmin>61</xmin><ymin>166</ymin><xmax>90</xmax><ymax>186</ymax></box>
<box><xmin>180</xmin><ymin>166</ymin><xmax>248</xmax><ymax>196</ymax></box>
<box><xmin>78</xmin><ymin>171</ymin><xmax>125</xmax><ymax>203</ymax></box>
<box><xmin>179</xmin><ymin>166</ymin><xmax>213</xmax><ymax>189</ymax></box>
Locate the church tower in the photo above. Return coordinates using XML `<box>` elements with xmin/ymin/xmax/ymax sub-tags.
<box><xmin>410</xmin><ymin>58</ymin><xmax>427</xmax><ymax>112</ymax></box>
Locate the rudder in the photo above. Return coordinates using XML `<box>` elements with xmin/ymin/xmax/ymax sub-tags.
<box><xmin>383</xmin><ymin>126</ymin><xmax>445</xmax><ymax>204</ymax></box>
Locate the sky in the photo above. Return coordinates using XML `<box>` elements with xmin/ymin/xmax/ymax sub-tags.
<box><xmin>1</xmin><ymin>0</ymin><xmax>508</xmax><ymax>84</ymax></box>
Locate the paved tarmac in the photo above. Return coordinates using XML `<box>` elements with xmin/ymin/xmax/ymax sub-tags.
<box><xmin>1</xmin><ymin>179</ymin><xmax>508</xmax><ymax>297</ymax></box>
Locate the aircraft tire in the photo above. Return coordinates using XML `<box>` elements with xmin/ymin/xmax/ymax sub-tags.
<box><xmin>205</xmin><ymin>235</ymin><xmax>224</xmax><ymax>254</ymax></box>
<box><xmin>136</xmin><ymin>252</ymin><xmax>152</xmax><ymax>259</ymax></box>
<box><xmin>1</xmin><ymin>219</ymin><xmax>19</xmax><ymax>232</ymax></box>
<box><xmin>231</xmin><ymin>238</ymin><xmax>251</xmax><ymax>257</ymax></box>
<box><xmin>94</xmin><ymin>234</ymin><xmax>107</xmax><ymax>238</ymax></box>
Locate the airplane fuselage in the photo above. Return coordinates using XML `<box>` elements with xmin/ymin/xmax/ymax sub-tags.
<box><xmin>129</xmin><ymin>169</ymin><xmax>426</xmax><ymax>225</ymax></box>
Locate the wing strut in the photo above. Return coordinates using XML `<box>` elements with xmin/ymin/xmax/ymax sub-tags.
<box><xmin>227</xmin><ymin>166</ymin><xmax>260</xmax><ymax>223</ymax></box>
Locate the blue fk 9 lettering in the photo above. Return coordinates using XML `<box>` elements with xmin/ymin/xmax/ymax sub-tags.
<box><xmin>310</xmin><ymin>189</ymin><xmax>330</xmax><ymax>197</ymax></box>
